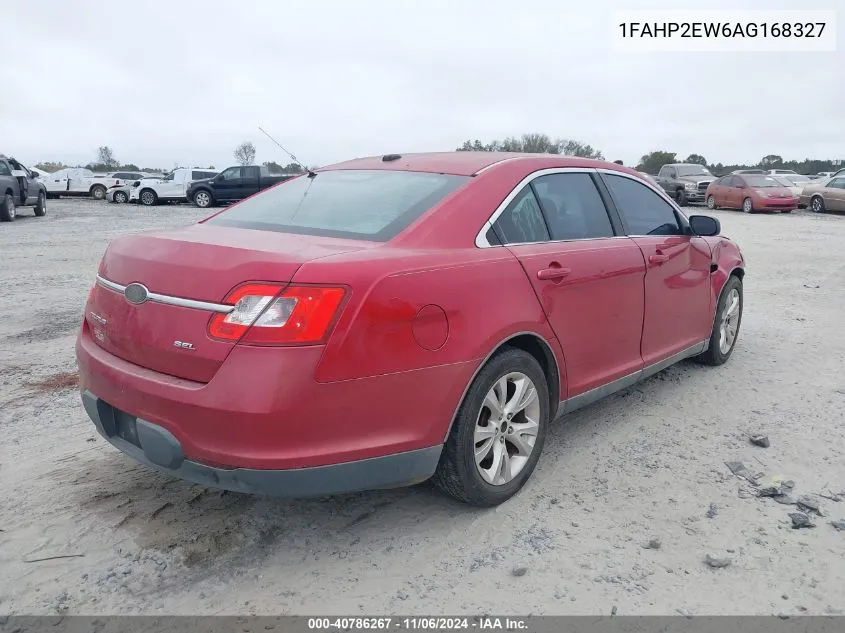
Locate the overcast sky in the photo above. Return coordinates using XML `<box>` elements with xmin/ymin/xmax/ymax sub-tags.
<box><xmin>1</xmin><ymin>0</ymin><xmax>842</xmax><ymax>170</ymax></box>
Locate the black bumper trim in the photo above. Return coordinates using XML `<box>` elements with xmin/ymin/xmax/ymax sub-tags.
<box><xmin>82</xmin><ymin>391</ymin><xmax>442</xmax><ymax>497</ymax></box>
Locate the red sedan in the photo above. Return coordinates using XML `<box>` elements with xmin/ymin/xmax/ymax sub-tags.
<box><xmin>705</xmin><ymin>173</ymin><xmax>799</xmax><ymax>213</ymax></box>
<box><xmin>76</xmin><ymin>153</ymin><xmax>745</xmax><ymax>506</ymax></box>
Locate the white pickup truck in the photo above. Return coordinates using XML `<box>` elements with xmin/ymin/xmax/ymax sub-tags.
<box><xmin>129</xmin><ymin>167</ymin><xmax>218</xmax><ymax>206</ymax></box>
<box><xmin>44</xmin><ymin>168</ymin><xmax>149</xmax><ymax>200</ymax></box>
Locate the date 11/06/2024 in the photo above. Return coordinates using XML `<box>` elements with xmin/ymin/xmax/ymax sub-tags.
<box><xmin>307</xmin><ymin>617</ymin><xmax>528</xmax><ymax>630</ymax></box>
<box><xmin>618</xmin><ymin>21</ymin><xmax>827</xmax><ymax>38</ymax></box>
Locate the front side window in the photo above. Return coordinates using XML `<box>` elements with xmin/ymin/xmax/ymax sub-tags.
<box><xmin>531</xmin><ymin>173</ymin><xmax>614</xmax><ymax>240</ymax></box>
<box><xmin>219</xmin><ymin>167</ymin><xmax>242</xmax><ymax>181</ymax></box>
<box><xmin>492</xmin><ymin>186</ymin><xmax>550</xmax><ymax>245</ymax></box>
<box><xmin>206</xmin><ymin>169</ymin><xmax>469</xmax><ymax>241</ymax></box>
<box><xmin>603</xmin><ymin>174</ymin><xmax>682</xmax><ymax>236</ymax></box>
<box><xmin>0</xmin><ymin>162</ymin><xmax>10</xmax><ymax>177</ymax></box>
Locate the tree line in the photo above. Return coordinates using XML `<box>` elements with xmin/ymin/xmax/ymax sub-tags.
<box><xmin>457</xmin><ymin>135</ymin><xmax>841</xmax><ymax>176</ymax></box>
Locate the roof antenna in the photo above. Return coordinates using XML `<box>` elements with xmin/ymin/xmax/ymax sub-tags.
<box><xmin>258</xmin><ymin>126</ymin><xmax>316</xmax><ymax>178</ymax></box>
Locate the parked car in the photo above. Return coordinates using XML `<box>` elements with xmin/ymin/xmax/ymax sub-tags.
<box><xmin>654</xmin><ymin>163</ymin><xmax>715</xmax><ymax>205</ymax></box>
<box><xmin>0</xmin><ymin>155</ymin><xmax>48</xmax><ymax>221</ymax></box>
<box><xmin>130</xmin><ymin>168</ymin><xmax>219</xmax><ymax>206</ymax></box>
<box><xmin>187</xmin><ymin>165</ymin><xmax>297</xmax><ymax>208</ymax></box>
<box><xmin>77</xmin><ymin>152</ymin><xmax>745</xmax><ymax>506</ymax></box>
<box><xmin>29</xmin><ymin>167</ymin><xmax>50</xmax><ymax>180</ymax></box>
<box><xmin>637</xmin><ymin>171</ymin><xmax>659</xmax><ymax>187</ymax></box>
<box><xmin>800</xmin><ymin>175</ymin><xmax>845</xmax><ymax>213</ymax></box>
<box><xmin>810</xmin><ymin>171</ymin><xmax>834</xmax><ymax>180</ymax></box>
<box><xmin>705</xmin><ymin>173</ymin><xmax>798</xmax><ymax>213</ymax></box>
<box><xmin>765</xmin><ymin>169</ymin><xmax>799</xmax><ymax>177</ymax></box>
<box><xmin>731</xmin><ymin>169</ymin><xmax>765</xmax><ymax>175</ymax></box>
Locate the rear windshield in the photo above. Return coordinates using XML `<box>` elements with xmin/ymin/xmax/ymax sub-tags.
<box><xmin>205</xmin><ymin>169</ymin><xmax>469</xmax><ymax>240</ymax></box>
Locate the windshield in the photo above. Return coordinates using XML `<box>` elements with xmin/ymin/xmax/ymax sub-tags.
<box><xmin>773</xmin><ymin>177</ymin><xmax>795</xmax><ymax>187</ymax></box>
<box><xmin>676</xmin><ymin>165</ymin><xmax>713</xmax><ymax>177</ymax></box>
<box><xmin>745</xmin><ymin>175</ymin><xmax>781</xmax><ymax>188</ymax></box>
<box><xmin>205</xmin><ymin>169</ymin><xmax>469</xmax><ymax>241</ymax></box>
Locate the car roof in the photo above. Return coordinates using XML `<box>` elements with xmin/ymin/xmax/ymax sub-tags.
<box><xmin>319</xmin><ymin>152</ymin><xmax>615</xmax><ymax>177</ymax></box>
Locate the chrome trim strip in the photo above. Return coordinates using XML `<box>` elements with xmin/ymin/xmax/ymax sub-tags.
<box><xmin>442</xmin><ymin>331</ymin><xmax>562</xmax><ymax>442</ymax></box>
<box><xmin>558</xmin><ymin>340</ymin><xmax>708</xmax><ymax>415</ymax></box>
<box><xmin>594</xmin><ymin>167</ymin><xmax>690</xmax><ymax>220</ymax></box>
<box><xmin>473</xmin><ymin>155</ymin><xmax>539</xmax><ymax>175</ymax></box>
<box><xmin>96</xmin><ymin>275</ymin><xmax>234</xmax><ymax>314</ymax></box>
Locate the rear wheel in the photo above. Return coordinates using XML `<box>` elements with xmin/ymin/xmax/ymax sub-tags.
<box><xmin>34</xmin><ymin>191</ymin><xmax>47</xmax><ymax>216</ymax></box>
<box><xmin>91</xmin><ymin>185</ymin><xmax>106</xmax><ymax>200</ymax></box>
<box><xmin>1</xmin><ymin>194</ymin><xmax>16</xmax><ymax>221</ymax></box>
<box><xmin>695</xmin><ymin>275</ymin><xmax>743</xmax><ymax>366</ymax></box>
<box><xmin>810</xmin><ymin>196</ymin><xmax>826</xmax><ymax>213</ymax></box>
<box><xmin>706</xmin><ymin>195</ymin><xmax>717</xmax><ymax>210</ymax></box>
<box><xmin>742</xmin><ymin>197</ymin><xmax>753</xmax><ymax>213</ymax></box>
<box><xmin>431</xmin><ymin>347</ymin><xmax>549</xmax><ymax>506</ymax></box>
<box><xmin>139</xmin><ymin>189</ymin><xmax>157</xmax><ymax>206</ymax></box>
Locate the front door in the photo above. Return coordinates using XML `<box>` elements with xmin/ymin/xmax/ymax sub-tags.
<box><xmin>214</xmin><ymin>167</ymin><xmax>244</xmax><ymax>202</ymax></box>
<box><xmin>492</xmin><ymin>172</ymin><xmax>646</xmax><ymax>398</ymax></box>
<box><xmin>158</xmin><ymin>170</ymin><xmax>186</xmax><ymax>199</ymax></box>
<box><xmin>600</xmin><ymin>172</ymin><xmax>712</xmax><ymax>367</ymax></box>
<box><xmin>824</xmin><ymin>177</ymin><xmax>845</xmax><ymax>211</ymax></box>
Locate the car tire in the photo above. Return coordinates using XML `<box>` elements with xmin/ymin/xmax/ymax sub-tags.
<box><xmin>676</xmin><ymin>189</ymin><xmax>687</xmax><ymax>206</ymax></box>
<box><xmin>114</xmin><ymin>191</ymin><xmax>128</xmax><ymax>203</ymax></box>
<box><xmin>431</xmin><ymin>347</ymin><xmax>550</xmax><ymax>507</ymax></box>
<box><xmin>1</xmin><ymin>194</ymin><xmax>15</xmax><ymax>222</ymax></box>
<box><xmin>34</xmin><ymin>191</ymin><xmax>47</xmax><ymax>216</ymax></box>
<box><xmin>810</xmin><ymin>196</ymin><xmax>826</xmax><ymax>213</ymax></box>
<box><xmin>706</xmin><ymin>195</ymin><xmax>717</xmax><ymax>210</ymax></box>
<box><xmin>193</xmin><ymin>189</ymin><xmax>213</xmax><ymax>208</ymax></box>
<box><xmin>91</xmin><ymin>185</ymin><xmax>106</xmax><ymax>200</ymax></box>
<box><xmin>695</xmin><ymin>275</ymin><xmax>743</xmax><ymax>367</ymax></box>
<box><xmin>742</xmin><ymin>197</ymin><xmax>753</xmax><ymax>213</ymax></box>
<box><xmin>139</xmin><ymin>189</ymin><xmax>157</xmax><ymax>206</ymax></box>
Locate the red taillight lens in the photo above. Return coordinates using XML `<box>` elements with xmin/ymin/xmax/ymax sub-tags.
<box><xmin>208</xmin><ymin>283</ymin><xmax>346</xmax><ymax>345</ymax></box>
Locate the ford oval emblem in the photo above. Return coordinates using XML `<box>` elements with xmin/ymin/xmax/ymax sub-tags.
<box><xmin>124</xmin><ymin>283</ymin><xmax>149</xmax><ymax>305</ymax></box>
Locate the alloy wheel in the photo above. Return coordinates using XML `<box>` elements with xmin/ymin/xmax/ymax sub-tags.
<box><xmin>719</xmin><ymin>288</ymin><xmax>740</xmax><ymax>354</ymax></box>
<box><xmin>474</xmin><ymin>372</ymin><xmax>540</xmax><ymax>486</ymax></box>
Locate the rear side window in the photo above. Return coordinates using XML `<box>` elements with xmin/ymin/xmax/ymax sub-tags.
<box><xmin>492</xmin><ymin>186</ymin><xmax>550</xmax><ymax>244</ymax></box>
<box><xmin>205</xmin><ymin>169</ymin><xmax>469</xmax><ymax>241</ymax></box>
<box><xmin>603</xmin><ymin>174</ymin><xmax>682</xmax><ymax>236</ymax></box>
<box><xmin>531</xmin><ymin>173</ymin><xmax>614</xmax><ymax>240</ymax></box>
<box><xmin>192</xmin><ymin>171</ymin><xmax>217</xmax><ymax>180</ymax></box>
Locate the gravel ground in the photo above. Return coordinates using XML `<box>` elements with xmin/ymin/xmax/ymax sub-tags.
<box><xmin>1</xmin><ymin>199</ymin><xmax>844</xmax><ymax>616</ymax></box>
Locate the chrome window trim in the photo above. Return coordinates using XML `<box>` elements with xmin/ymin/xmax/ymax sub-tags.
<box><xmin>96</xmin><ymin>275</ymin><xmax>234</xmax><ymax>314</ymax></box>
<box><xmin>595</xmin><ymin>168</ymin><xmax>691</xmax><ymax>222</ymax></box>
<box><xmin>473</xmin><ymin>155</ymin><xmax>540</xmax><ymax>175</ymax></box>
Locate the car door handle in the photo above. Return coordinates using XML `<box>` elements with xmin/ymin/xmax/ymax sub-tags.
<box><xmin>537</xmin><ymin>265</ymin><xmax>572</xmax><ymax>280</ymax></box>
<box><xmin>648</xmin><ymin>253</ymin><xmax>669</xmax><ymax>265</ymax></box>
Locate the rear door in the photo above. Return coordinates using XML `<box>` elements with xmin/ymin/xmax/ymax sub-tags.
<box><xmin>493</xmin><ymin>170</ymin><xmax>646</xmax><ymax>398</ymax></box>
<box><xmin>600</xmin><ymin>172</ymin><xmax>712</xmax><ymax>367</ymax></box>
<box><xmin>240</xmin><ymin>166</ymin><xmax>260</xmax><ymax>198</ymax></box>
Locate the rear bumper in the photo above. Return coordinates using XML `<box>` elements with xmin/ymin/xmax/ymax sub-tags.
<box><xmin>82</xmin><ymin>390</ymin><xmax>441</xmax><ymax>496</ymax></box>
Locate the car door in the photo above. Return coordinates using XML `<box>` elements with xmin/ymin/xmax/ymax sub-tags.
<box><xmin>600</xmin><ymin>171</ymin><xmax>712</xmax><ymax>367</ymax></box>
<box><xmin>214</xmin><ymin>167</ymin><xmax>243</xmax><ymax>201</ymax></box>
<box><xmin>725</xmin><ymin>176</ymin><xmax>744</xmax><ymax>209</ymax></box>
<box><xmin>158</xmin><ymin>170</ymin><xmax>186</xmax><ymax>199</ymax></box>
<box><xmin>491</xmin><ymin>170</ymin><xmax>646</xmax><ymax>399</ymax></box>
<box><xmin>241</xmin><ymin>166</ymin><xmax>260</xmax><ymax>198</ymax></box>
<box><xmin>824</xmin><ymin>177</ymin><xmax>845</xmax><ymax>211</ymax></box>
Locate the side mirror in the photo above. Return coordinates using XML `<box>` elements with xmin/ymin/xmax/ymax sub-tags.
<box><xmin>689</xmin><ymin>215</ymin><xmax>720</xmax><ymax>237</ymax></box>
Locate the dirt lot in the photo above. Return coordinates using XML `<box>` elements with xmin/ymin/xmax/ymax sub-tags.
<box><xmin>1</xmin><ymin>199</ymin><xmax>844</xmax><ymax>616</ymax></box>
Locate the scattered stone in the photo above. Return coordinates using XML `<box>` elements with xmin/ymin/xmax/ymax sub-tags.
<box><xmin>803</xmin><ymin>284</ymin><xmax>820</xmax><ymax>289</ymax></box>
<box><xmin>773</xmin><ymin>494</ymin><xmax>797</xmax><ymax>505</ymax></box>
<box><xmin>511</xmin><ymin>567</ymin><xmax>528</xmax><ymax>577</ymax></box>
<box><xmin>643</xmin><ymin>538</ymin><xmax>662</xmax><ymax>550</ymax></box>
<box><xmin>830</xmin><ymin>520</ymin><xmax>845</xmax><ymax>531</ymax></box>
<box><xmin>819</xmin><ymin>493</ymin><xmax>841</xmax><ymax>503</ymax></box>
<box><xmin>571</xmin><ymin>521</ymin><xmax>579</xmax><ymax>528</ymax></box>
<box><xmin>396</xmin><ymin>590</ymin><xmax>409</xmax><ymax>601</ymax></box>
<box><xmin>789</xmin><ymin>512</ymin><xmax>816</xmax><ymax>529</ymax></box>
<box><xmin>726</xmin><ymin>461</ymin><xmax>755</xmax><ymax>481</ymax></box>
<box><xmin>726</xmin><ymin>548</ymin><xmax>736</xmax><ymax>553</ymax></box>
<box><xmin>777</xmin><ymin>613</ymin><xmax>790</xmax><ymax>620</ymax></box>
<box><xmin>798</xmin><ymin>606</ymin><xmax>807</xmax><ymax>613</ymax></box>
<box><xmin>782</xmin><ymin>594</ymin><xmax>789</xmax><ymax>600</ymax></box>
<box><xmin>706</xmin><ymin>503</ymin><xmax>718</xmax><ymax>519</ymax></box>
<box><xmin>704</xmin><ymin>553</ymin><xmax>732</xmax><ymax>568</ymax></box>
<box><xmin>797</xmin><ymin>496</ymin><xmax>823</xmax><ymax>516</ymax></box>
<box><xmin>676</xmin><ymin>608</ymin><xmax>693</xmax><ymax>618</ymax></box>
<box><xmin>611</xmin><ymin>606</ymin><xmax>617</xmax><ymax>616</ymax></box>
<box><xmin>750</xmin><ymin>435</ymin><xmax>770</xmax><ymax>448</ymax></box>
<box><xmin>550</xmin><ymin>498</ymin><xmax>560</xmax><ymax>505</ymax></box>
<box><xmin>759</xmin><ymin>486</ymin><xmax>783</xmax><ymax>498</ymax></box>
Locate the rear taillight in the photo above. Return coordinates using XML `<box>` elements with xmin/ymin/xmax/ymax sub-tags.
<box><xmin>208</xmin><ymin>282</ymin><xmax>346</xmax><ymax>345</ymax></box>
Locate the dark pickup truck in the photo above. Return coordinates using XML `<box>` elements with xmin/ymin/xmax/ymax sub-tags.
<box><xmin>187</xmin><ymin>165</ymin><xmax>297</xmax><ymax>208</ymax></box>
<box><xmin>654</xmin><ymin>163</ymin><xmax>716</xmax><ymax>206</ymax></box>
<box><xmin>0</xmin><ymin>155</ymin><xmax>47</xmax><ymax>222</ymax></box>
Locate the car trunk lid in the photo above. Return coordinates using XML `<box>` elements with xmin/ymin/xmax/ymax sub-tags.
<box><xmin>86</xmin><ymin>224</ymin><xmax>372</xmax><ymax>382</ymax></box>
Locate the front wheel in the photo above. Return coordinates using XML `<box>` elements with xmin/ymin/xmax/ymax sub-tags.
<box><xmin>1</xmin><ymin>194</ymin><xmax>16</xmax><ymax>221</ymax></box>
<box><xmin>676</xmin><ymin>189</ymin><xmax>687</xmax><ymax>206</ymax></box>
<box><xmin>695</xmin><ymin>275</ymin><xmax>743</xmax><ymax>366</ymax></box>
<box><xmin>810</xmin><ymin>196</ymin><xmax>826</xmax><ymax>213</ymax></box>
<box><xmin>114</xmin><ymin>191</ymin><xmax>128</xmax><ymax>203</ymax></box>
<box><xmin>706</xmin><ymin>195</ymin><xmax>717</xmax><ymax>210</ymax></box>
<box><xmin>34</xmin><ymin>191</ymin><xmax>47</xmax><ymax>216</ymax></box>
<box><xmin>139</xmin><ymin>189</ymin><xmax>157</xmax><ymax>206</ymax></box>
<box><xmin>742</xmin><ymin>197</ymin><xmax>753</xmax><ymax>213</ymax></box>
<box><xmin>193</xmin><ymin>189</ymin><xmax>213</xmax><ymax>208</ymax></box>
<box><xmin>431</xmin><ymin>347</ymin><xmax>549</xmax><ymax>506</ymax></box>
